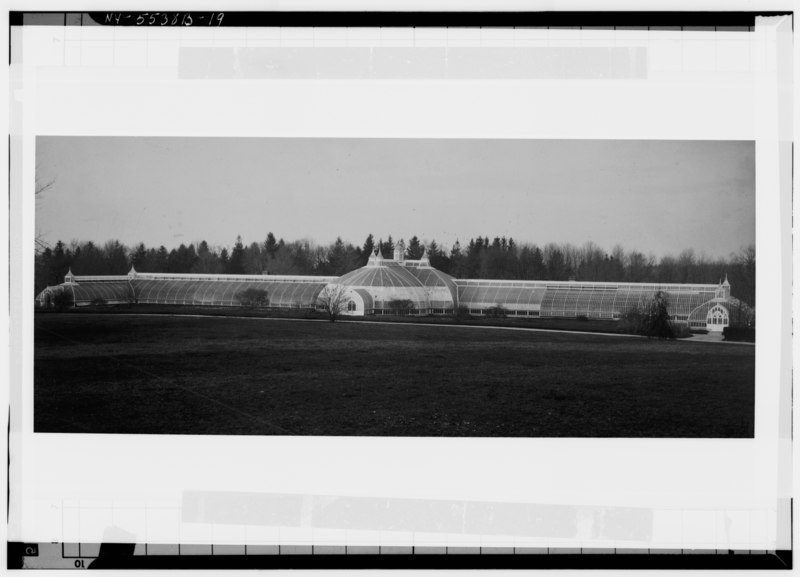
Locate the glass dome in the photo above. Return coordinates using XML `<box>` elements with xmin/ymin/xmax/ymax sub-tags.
<box><xmin>335</xmin><ymin>249</ymin><xmax>456</xmax><ymax>314</ymax></box>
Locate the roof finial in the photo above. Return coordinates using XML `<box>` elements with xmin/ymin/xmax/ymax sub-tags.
<box><xmin>419</xmin><ymin>246</ymin><xmax>430</xmax><ymax>266</ymax></box>
<box><xmin>394</xmin><ymin>239</ymin><xmax>405</xmax><ymax>262</ymax></box>
<box><xmin>367</xmin><ymin>246</ymin><xmax>384</xmax><ymax>266</ymax></box>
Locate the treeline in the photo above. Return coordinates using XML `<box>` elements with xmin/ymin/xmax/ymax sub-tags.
<box><xmin>35</xmin><ymin>233</ymin><xmax>756</xmax><ymax>306</ymax></box>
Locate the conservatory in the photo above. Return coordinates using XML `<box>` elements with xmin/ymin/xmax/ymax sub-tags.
<box><xmin>36</xmin><ymin>248</ymin><xmax>752</xmax><ymax>332</ymax></box>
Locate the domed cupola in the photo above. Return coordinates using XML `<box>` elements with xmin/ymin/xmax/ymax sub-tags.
<box><xmin>331</xmin><ymin>244</ymin><xmax>459</xmax><ymax>314</ymax></box>
<box><xmin>403</xmin><ymin>245</ymin><xmax>459</xmax><ymax>309</ymax></box>
<box><xmin>338</xmin><ymin>248</ymin><xmax>427</xmax><ymax>290</ymax></box>
<box><xmin>333</xmin><ymin>246</ymin><xmax>457</xmax><ymax>314</ymax></box>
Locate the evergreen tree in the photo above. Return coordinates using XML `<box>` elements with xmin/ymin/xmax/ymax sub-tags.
<box><xmin>72</xmin><ymin>241</ymin><xmax>102</xmax><ymax>274</ymax></box>
<box><xmin>51</xmin><ymin>240</ymin><xmax>69</xmax><ymax>281</ymax></box>
<box><xmin>406</xmin><ymin>236</ymin><xmax>424</xmax><ymax>260</ymax></box>
<box><xmin>34</xmin><ymin>247</ymin><xmax>51</xmax><ymax>295</ymax></box>
<box><xmin>327</xmin><ymin>236</ymin><xmax>357</xmax><ymax>275</ymax></box>
<box><xmin>166</xmin><ymin>247</ymin><xmax>180</xmax><ymax>273</ymax></box>
<box><xmin>192</xmin><ymin>240</ymin><xmax>224</xmax><ymax>274</ymax></box>
<box><xmin>378</xmin><ymin>236</ymin><xmax>394</xmax><ymax>258</ymax></box>
<box><xmin>428</xmin><ymin>239</ymin><xmax>450</xmax><ymax>273</ymax></box>
<box><xmin>360</xmin><ymin>233</ymin><xmax>375</xmax><ymax>265</ymax></box>
<box><xmin>131</xmin><ymin>242</ymin><xmax>148</xmax><ymax>270</ymax></box>
<box><xmin>264</xmin><ymin>232</ymin><xmax>279</xmax><ymax>258</ymax></box>
<box><xmin>166</xmin><ymin>243</ymin><xmax>199</xmax><ymax>273</ymax></box>
<box><xmin>227</xmin><ymin>236</ymin><xmax>245</xmax><ymax>274</ymax></box>
<box><xmin>640</xmin><ymin>291</ymin><xmax>675</xmax><ymax>339</ymax></box>
<box><xmin>465</xmin><ymin>237</ymin><xmax>483</xmax><ymax>277</ymax></box>
<box><xmin>154</xmin><ymin>246</ymin><xmax>169</xmax><ymax>272</ymax></box>
<box><xmin>449</xmin><ymin>240</ymin><xmax>466</xmax><ymax>278</ymax></box>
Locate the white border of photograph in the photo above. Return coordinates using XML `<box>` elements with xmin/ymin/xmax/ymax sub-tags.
<box><xmin>5</xmin><ymin>2</ymin><xmax>794</xmax><ymax>555</ymax></box>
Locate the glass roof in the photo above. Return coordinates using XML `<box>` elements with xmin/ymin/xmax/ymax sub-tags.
<box><xmin>337</xmin><ymin>261</ymin><xmax>425</xmax><ymax>289</ymax></box>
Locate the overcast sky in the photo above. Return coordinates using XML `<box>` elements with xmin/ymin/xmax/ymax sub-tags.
<box><xmin>35</xmin><ymin>137</ymin><xmax>754</xmax><ymax>258</ymax></box>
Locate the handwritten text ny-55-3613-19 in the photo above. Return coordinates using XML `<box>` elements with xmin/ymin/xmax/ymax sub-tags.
<box><xmin>102</xmin><ymin>13</ymin><xmax>225</xmax><ymax>26</ymax></box>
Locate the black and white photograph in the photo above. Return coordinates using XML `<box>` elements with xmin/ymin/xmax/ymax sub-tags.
<box><xmin>33</xmin><ymin>136</ymin><xmax>756</xmax><ymax>438</ymax></box>
<box><xmin>7</xmin><ymin>5</ymin><xmax>793</xmax><ymax>570</ymax></box>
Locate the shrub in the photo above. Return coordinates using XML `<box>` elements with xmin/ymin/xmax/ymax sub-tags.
<box><xmin>236</xmin><ymin>288</ymin><xmax>269</xmax><ymax>308</ymax></box>
<box><xmin>728</xmin><ymin>300</ymin><xmax>756</xmax><ymax>329</ymax></box>
<box><xmin>671</xmin><ymin>323</ymin><xmax>692</xmax><ymax>339</ymax></box>
<box><xmin>453</xmin><ymin>305</ymin><xmax>471</xmax><ymax>322</ymax></box>
<box><xmin>576</xmin><ymin>314</ymin><xmax>589</xmax><ymax>322</ymax></box>
<box><xmin>484</xmin><ymin>305</ymin><xmax>507</xmax><ymax>318</ymax></box>
<box><xmin>723</xmin><ymin>326</ymin><xmax>756</xmax><ymax>342</ymax></box>
<box><xmin>91</xmin><ymin>297</ymin><xmax>107</xmax><ymax>306</ymax></box>
<box><xmin>388</xmin><ymin>299</ymin><xmax>415</xmax><ymax>316</ymax></box>
<box><xmin>53</xmin><ymin>290</ymin><xmax>74</xmax><ymax>311</ymax></box>
<box><xmin>619</xmin><ymin>308</ymin><xmax>643</xmax><ymax>334</ymax></box>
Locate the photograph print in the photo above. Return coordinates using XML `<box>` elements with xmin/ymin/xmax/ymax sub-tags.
<box><xmin>33</xmin><ymin>136</ymin><xmax>756</xmax><ymax>437</ymax></box>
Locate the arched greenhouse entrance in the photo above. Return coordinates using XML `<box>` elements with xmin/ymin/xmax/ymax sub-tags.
<box><xmin>706</xmin><ymin>305</ymin><xmax>729</xmax><ymax>332</ymax></box>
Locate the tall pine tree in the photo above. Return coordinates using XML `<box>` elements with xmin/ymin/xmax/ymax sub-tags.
<box><xmin>227</xmin><ymin>235</ymin><xmax>246</xmax><ymax>274</ymax></box>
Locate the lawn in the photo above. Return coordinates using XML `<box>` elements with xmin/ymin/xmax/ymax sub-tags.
<box><xmin>34</xmin><ymin>313</ymin><xmax>755</xmax><ymax>437</ymax></box>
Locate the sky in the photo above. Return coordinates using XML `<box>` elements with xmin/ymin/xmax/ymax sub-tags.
<box><xmin>35</xmin><ymin>137</ymin><xmax>754</xmax><ymax>259</ymax></box>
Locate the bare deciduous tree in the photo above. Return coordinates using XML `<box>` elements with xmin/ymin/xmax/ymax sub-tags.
<box><xmin>317</xmin><ymin>284</ymin><xmax>351</xmax><ymax>322</ymax></box>
<box><xmin>34</xmin><ymin>167</ymin><xmax>55</xmax><ymax>255</ymax></box>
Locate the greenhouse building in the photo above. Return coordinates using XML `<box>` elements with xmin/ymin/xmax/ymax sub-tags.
<box><xmin>36</xmin><ymin>246</ymin><xmax>753</xmax><ymax>333</ymax></box>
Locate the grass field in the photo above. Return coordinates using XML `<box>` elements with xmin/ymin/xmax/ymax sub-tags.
<box><xmin>47</xmin><ymin>303</ymin><xmax>657</xmax><ymax>336</ymax></box>
<box><xmin>34</xmin><ymin>313</ymin><xmax>755</xmax><ymax>437</ymax></box>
